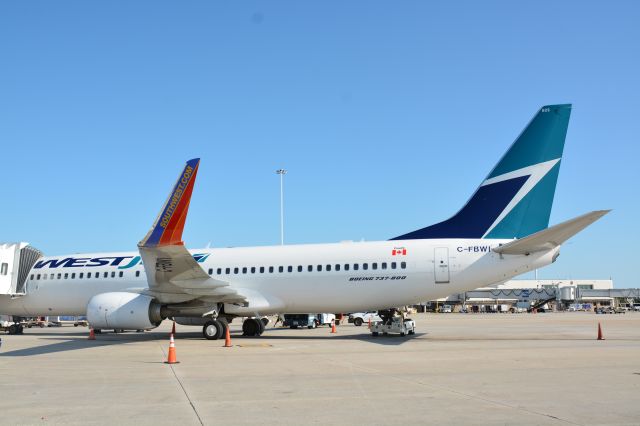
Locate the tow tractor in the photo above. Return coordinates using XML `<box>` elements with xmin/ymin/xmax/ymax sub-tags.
<box><xmin>370</xmin><ymin>308</ymin><xmax>415</xmax><ymax>337</ymax></box>
<box><xmin>1</xmin><ymin>316</ymin><xmax>25</xmax><ymax>335</ymax></box>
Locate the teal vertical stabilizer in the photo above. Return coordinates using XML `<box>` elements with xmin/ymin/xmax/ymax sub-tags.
<box><xmin>391</xmin><ymin>104</ymin><xmax>572</xmax><ymax>241</ymax></box>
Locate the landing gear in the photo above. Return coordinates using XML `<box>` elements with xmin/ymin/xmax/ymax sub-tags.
<box><xmin>202</xmin><ymin>319</ymin><xmax>228</xmax><ymax>340</ymax></box>
<box><xmin>242</xmin><ymin>318</ymin><xmax>265</xmax><ymax>336</ymax></box>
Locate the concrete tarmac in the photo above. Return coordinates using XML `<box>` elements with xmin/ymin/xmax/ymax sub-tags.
<box><xmin>1</xmin><ymin>312</ymin><xmax>639</xmax><ymax>425</ymax></box>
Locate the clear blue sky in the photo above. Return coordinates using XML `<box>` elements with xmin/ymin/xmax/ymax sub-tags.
<box><xmin>1</xmin><ymin>2</ymin><xmax>638</xmax><ymax>287</ymax></box>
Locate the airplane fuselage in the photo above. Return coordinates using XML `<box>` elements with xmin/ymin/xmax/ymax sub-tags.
<box><xmin>0</xmin><ymin>238</ymin><xmax>559</xmax><ymax>317</ymax></box>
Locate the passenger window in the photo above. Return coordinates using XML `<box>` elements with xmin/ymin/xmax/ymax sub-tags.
<box><xmin>326</xmin><ymin>264</ymin><xmax>331</xmax><ymax>271</ymax></box>
<box><xmin>344</xmin><ymin>264</ymin><xmax>350</xmax><ymax>271</ymax></box>
<box><xmin>0</xmin><ymin>263</ymin><xmax>7</xmax><ymax>275</ymax></box>
<box><xmin>391</xmin><ymin>262</ymin><xmax>397</xmax><ymax>269</ymax></box>
<box><xmin>382</xmin><ymin>262</ymin><xmax>387</xmax><ymax>270</ymax></box>
<box><xmin>43</xmin><ymin>274</ymin><xmax>47</xmax><ymax>280</ymax></box>
<box><xmin>242</xmin><ymin>267</ymin><xmax>247</xmax><ymax>274</ymax></box>
<box><xmin>269</xmin><ymin>266</ymin><xmax>274</xmax><ymax>273</ymax></box>
<box><xmin>135</xmin><ymin>271</ymin><xmax>140</xmax><ymax>277</ymax></box>
<box><xmin>64</xmin><ymin>273</ymin><xmax>68</xmax><ymax>279</ymax></box>
<box><xmin>104</xmin><ymin>272</ymin><xmax>108</xmax><ymax>278</ymax></box>
<box><xmin>363</xmin><ymin>263</ymin><xmax>368</xmax><ymax>270</ymax></box>
<box><xmin>234</xmin><ymin>267</ymin><xmax>239</xmax><ymax>274</ymax></box>
<box><xmin>401</xmin><ymin>262</ymin><xmax>407</xmax><ymax>269</ymax></box>
<box><xmin>298</xmin><ymin>265</ymin><xmax>303</xmax><ymax>272</ymax></box>
<box><xmin>225</xmin><ymin>268</ymin><xmax>230</xmax><ymax>274</ymax></box>
<box><xmin>260</xmin><ymin>267</ymin><xmax>265</xmax><ymax>273</ymax></box>
<box><xmin>208</xmin><ymin>268</ymin><xmax>213</xmax><ymax>275</ymax></box>
<box><xmin>288</xmin><ymin>266</ymin><xmax>293</xmax><ymax>273</ymax></box>
<box><xmin>308</xmin><ymin>265</ymin><xmax>313</xmax><ymax>272</ymax></box>
<box><xmin>372</xmin><ymin>263</ymin><xmax>377</xmax><ymax>270</ymax></box>
<box><xmin>50</xmin><ymin>274</ymin><xmax>54</xmax><ymax>279</ymax></box>
<box><xmin>71</xmin><ymin>273</ymin><xmax>76</xmax><ymax>279</ymax></box>
<box><xmin>119</xmin><ymin>271</ymin><xmax>123</xmax><ymax>277</ymax></box>
<box><xmin>335</xmin><ymin>264</ymin><xmax>340</xmax><ymax>271</ymax></box>
<box><xmin>317</xmin><ymin>265</ymin><xmax>322</xmax><ymax>272</ymax></box>
<box><xmin>79</xmin><ymin>273</ymin><xmax>84</xmax><ymax>279</ymax></box>
<box><xmin>251</xmin><ymin>267</ymin><xmax>256</xmax><ymax>274</ymax></box>
<box><xmin>278</xmin><ymin>266</ymin><xmax>284</xmax><ymax>273</ymax></box>
<box><xmin>111</xmin><ymin>271</ymin><xmax>115</xmax><ymax>278</ymax></box>
<box><xmin>30</xmin><ymin>274</ymin><xmax>34</xmax><ymax>280</ymax></box>
<box><xmin>37</xmin><ymin>274</ymin><xmax>41</xmax><ymax>280</ymax></box>
<box><xmin>217</xmin><ymin>268</ymin><xmax>222</xmax><ymax>275</ymax></box>
<box><xmin>354</xmin><ymin>264</ymin><xmax>359</xmax><ymax>271</ymax></box>
<box><xmin>57</xmin><ymin>273</ymin><xmax>61</xmax><ymax>279</ymax></box>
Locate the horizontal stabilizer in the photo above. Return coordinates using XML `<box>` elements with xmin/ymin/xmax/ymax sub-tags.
<box><xmin>493</xmin><ymin>210</ymin><xmax>610</xmax><ymax>255</ymax></box>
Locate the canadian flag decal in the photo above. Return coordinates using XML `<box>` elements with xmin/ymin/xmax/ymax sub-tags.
<box><xmin>392</xmin><ymin>247</ymin><xmax>407</xmax><ymax>256</ymax></box>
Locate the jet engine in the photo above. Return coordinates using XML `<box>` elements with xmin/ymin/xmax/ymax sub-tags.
<box><xmin>86</xmin><ymin>292</ymin><xmax>164</xmax><ymax>330</ymax></box>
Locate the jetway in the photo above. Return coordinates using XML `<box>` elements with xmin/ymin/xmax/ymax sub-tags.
<box><xmin>0</xmin><ymin>242</ymin><xmax>43</xmax><ymax>296</ymax></box>
<box><xmin>463</xmin><ymin>288</ymin><xmax>558</xmax><ymax>302</ymax></box>
<box><xmin>578</xmin><ymin>288</ymin><xmax>640</xmax><ymax>299</ymax></box>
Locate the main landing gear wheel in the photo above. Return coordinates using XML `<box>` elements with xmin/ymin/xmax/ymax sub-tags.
<box><xmin>242</xmin><ymin>318</ymin><xmax>265</xmax><ymax>336</ymax></box>
<box><xmin>203</xmin><ymin>320</ymin><xmax>226</xmax><ymax>340</ymax></box>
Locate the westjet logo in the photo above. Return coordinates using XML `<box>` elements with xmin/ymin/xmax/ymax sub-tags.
<box><xmin>33</xmin><ymin>253</ymin><xmax>210</xmax><ymax>269</ymax></box>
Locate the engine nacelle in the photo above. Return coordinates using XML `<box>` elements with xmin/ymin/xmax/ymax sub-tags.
<box><xmin>87</xmin><ymin>292</ymin><xmax>163</xmax><ymax>330</ymax></box>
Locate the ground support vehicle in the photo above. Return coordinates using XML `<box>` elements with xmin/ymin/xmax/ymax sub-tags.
<box><xmin>284</xmin><ymin>314</ymin><xmax>318</xmax><ymax>329</ymax></box>
<box><xmin>0</xmin><ymin>318</ymin><xmax>24</xmax><ymax>335</ymax></box>
<box><xmin>370</xmin><ymin>309</ymin><xmax>415</xmax><ymax>337</ymax></box>
<box><xmin>370</xmin><ymin>317</ymin><xmax>415</xmax><ymax>336</ymax></box>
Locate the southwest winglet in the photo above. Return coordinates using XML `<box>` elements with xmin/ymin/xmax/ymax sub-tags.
<box><xmin>139</xmin><ymin>158</ymin><xmax>200</xmax><ymax>248</ymax></box>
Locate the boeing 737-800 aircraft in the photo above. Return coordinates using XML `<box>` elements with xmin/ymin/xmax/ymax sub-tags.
<box><xmin>0</xmin><ymin>104</ymin><xmax>608</xmax><ymax>339</ymax></box>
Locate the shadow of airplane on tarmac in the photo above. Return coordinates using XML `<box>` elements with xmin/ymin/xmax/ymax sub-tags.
<box><xmin>0</xmin><ymin>327</ymin><xmax>424</xmax><ymax>356</ymax></box>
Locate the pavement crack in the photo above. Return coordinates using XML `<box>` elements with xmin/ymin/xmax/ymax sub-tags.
<box><xmin>158</xmin><ymin>341</ymin><xmax>204</xmax><ymax>426</ymax></box>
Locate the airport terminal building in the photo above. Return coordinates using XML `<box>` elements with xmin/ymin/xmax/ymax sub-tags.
<box><xmin>424</xmin><ymin>279</ymin><xmax>634</xmax><ymax>313</ymax></box>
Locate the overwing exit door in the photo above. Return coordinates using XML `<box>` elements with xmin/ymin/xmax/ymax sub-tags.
<box><xmin>434</xmin><ymin>247</ymin><xmax>450</xmax><ymax>283</ymax></box>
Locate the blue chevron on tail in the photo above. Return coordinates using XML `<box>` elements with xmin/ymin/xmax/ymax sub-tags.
<box><xmin>391</xmin><ymin>104</ymin><xmax>572</xmax><ymax>240</ymax></box>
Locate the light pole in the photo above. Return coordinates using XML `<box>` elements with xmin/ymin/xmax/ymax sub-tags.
<box><xmin>276</xmin><ymin>169</ymin><xmax>287</xmax><ymax>245</ymax></box>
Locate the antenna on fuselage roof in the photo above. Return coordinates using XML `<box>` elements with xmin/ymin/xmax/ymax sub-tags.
<box><xmin>205</xmin><ymin>242</ymin><xmax>212</xmax><ymax>249</ymax></box>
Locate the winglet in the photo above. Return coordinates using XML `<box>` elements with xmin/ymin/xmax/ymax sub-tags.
<box><xmin>139</xmin><ymin>158</ymin><xmax>200</xmax><ymax>248</ymax></box>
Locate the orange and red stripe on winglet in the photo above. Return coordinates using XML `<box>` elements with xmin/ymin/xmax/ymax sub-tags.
<box><xmin>139</xmin><ymin>158</ymin><xmax>200</xmax><ymax>248</ymax></box>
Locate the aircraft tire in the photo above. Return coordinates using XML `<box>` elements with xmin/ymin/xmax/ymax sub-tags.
<box><xmin>256</xmin><ymin>318</ymin><xmax>265</xmax><ymax>335</ymax></box>
<box><xmin>203</xmin><ymin>320</ymin><xmax>222</xmax><ymax>340</ymax></box>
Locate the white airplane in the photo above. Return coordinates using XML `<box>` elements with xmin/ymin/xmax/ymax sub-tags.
<box><xmin>0</xmin><ymin>104</ymin><xmax>609</xmax><ymax>339</ymax></box>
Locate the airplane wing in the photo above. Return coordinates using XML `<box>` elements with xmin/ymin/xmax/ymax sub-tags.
<box><xmin>493</xmin><ymin>210</ymin><xmax>610</xmax><ymax>256</ymax></box>
<box><xmin>137</xmin><ymin>159</ymin><xmax>246</xmax><ymax>305</ymax></box>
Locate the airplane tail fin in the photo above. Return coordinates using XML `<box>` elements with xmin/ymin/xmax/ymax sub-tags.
<box><xmin>392</xmin><ymin>104</ymin><xmax>572</xmax><ymax>240</ymax></box>
<box><xmin>139</xmin><ymin>158</ymin><xmax>200</xmax><ymax>248</ymax></box>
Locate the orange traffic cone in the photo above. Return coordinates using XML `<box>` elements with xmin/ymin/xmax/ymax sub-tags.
<box><xmin>597</xmin><ymin>322</ymin><xmax>605</xmax><ymax>340</ymax></box>
<box><xmin>224</xmin><ymin>326</ymin><xmax>232</xmax><ymax>348</ymax></box>
<box><xmin>331</xmin><ymin>319</ymin><xmax>337</xmax><ymax>334</ymax></box>
<box><xmin>88</xmin><ymin>328</ymin><xmax>96</xmax><ymax>340</ymax></box>
<box><xmin>165</xmin><ymin>333</ymin><xmax>179</xmax><ymax>364</ymax></box>
<box><xmin>368</xmin><ymin>317</ymin><xmax>371</xmax><ymax>329</ymax></box>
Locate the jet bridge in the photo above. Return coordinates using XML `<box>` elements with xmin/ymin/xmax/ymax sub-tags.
<box><xmin>463</xmin><ymin>288</ymin><xmax>559</xmax><ymax>302</ymax></box>
<box><xmin>0</xmin><ymin>242</ymin><xmax>43</xmax><ymax>296</ymax></box>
